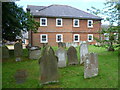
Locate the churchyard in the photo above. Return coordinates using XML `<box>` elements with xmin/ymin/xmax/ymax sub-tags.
<box><xmin>2</xmin><ymin>44</ymin><xmax>118</xmax><ymax>88</ymax></box>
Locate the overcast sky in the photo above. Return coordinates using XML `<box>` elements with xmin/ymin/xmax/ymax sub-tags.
<box><xmin>16</xmin><ymin>0</ymin><xmax>110</xmax><ymax>25</ymax></box>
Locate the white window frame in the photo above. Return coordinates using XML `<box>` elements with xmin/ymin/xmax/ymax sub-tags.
<box><xmin>73</xmin><ymin>19</ymin><xmax>79</xmax><ymax>27</ymax></box>
<box><xmin>73</xmin><ymin>34</ymin><xmax>80</xmax><ymax>42</ymax></box>
<box><xmin>56</xmin><ymin>18</ymin><xmax>63</xmax><ymax>27</ymax></box>
<box><xmin>40</xmin><ymin>18</ymin><xmax>47</xmax><ymax>26</ymax></box>
<box><xmin>40</xmin><ymin>34</ymin><xmax>48</xmax><ymax>43</ymax></box>
<box><xmin>56</xmin><ymin>34</ymin><xmax>63</xmax><ymax>42</ymax></box>
<box><xmin>88</xmin><ymin>34</ymin><xmax>93</xmax><ymax>42</ymax></box>
<box><xmin>88</xmin><ymin>20</ymin><xmax>93</xmax><ymax>28</ymax></box>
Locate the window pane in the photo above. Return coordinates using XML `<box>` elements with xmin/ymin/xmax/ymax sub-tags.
<box><xmin>42</xmin><ymin>35</ymin><xmax>46</xmax><ymax>41</ymax></box>
<box><xmin>57</xmin><ymin>20</ymin><xmax>61</xmax><ymax>25</ymax></box>
<box><xmin>89</xmin><ymin>35</ymin><xmax>92</xmax><ymax>40</ymax></box>
<box><xmin>57</xmin><ymin>35</ymin><xmax>61</xmax><ymax>41</ymax></box>
<box><xmin>89</xmin><ymin>21</ymin><xmax>92</xmax><ymax>26</ymax></box>
<box><xmin>75</xmin><ymin>20</ymin><xmax>78</xmax><ymax>25</ymax></box>
<box><xmin>42</xmin><ymin>19</ymin><xmax>46</xmax><ymax>25</ymax></box>
<box><xmin>75</xmin><ymin>36</ymin><xmax>78</xmax><ymax>41</ymax></box>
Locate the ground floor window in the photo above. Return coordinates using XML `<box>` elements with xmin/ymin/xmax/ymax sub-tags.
<box><xmin>73</xmin><ymin>34</ymin><xmax>80</xmax><ymax>42</ymax></box>
<box><xmin>88</xmin><ymin>34</ymin><xmax>93</xmax><ymax>42</ymax></box>
<box><xmin>56</xmin><ymin>34</ymin><xmax>63</xmax><ymax>42</ymax></box>
<box><xmin>40</xmin><ymin>34</ymin><xmax>48</xmax><ymax>43</ymax></box>
<box><xmin>104</xmin><ymin>33</ymin><xmax>109</xmax><ymax>40</ymax></box>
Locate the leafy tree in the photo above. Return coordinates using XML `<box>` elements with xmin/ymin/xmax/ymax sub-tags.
<box><xmin>87</xmin><ymin>0</ymin><xmax>120</xmax><ymax>51</ymax></box>
<box><xmin>2</xmin><ymin>2</ymin><xmax>39</xmax><ymax>42</ymax></box>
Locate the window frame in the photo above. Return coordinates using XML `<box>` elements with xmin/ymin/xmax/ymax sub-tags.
<box><xmin>56</xmin><ymin>34</ymin><xmax>63</xmax><ymax>42</ymax></box>
<box><xmin>40</xmin><ymin>34</ymin><xmax>48</xmax><ymax>43</ymax></box>
<box><xmin>73</xmin><ymin>19</ymin><xmax>79</xmax><ymax>27</ymax></box>
<box><xmin>88</xmin><ymin>34</ymin><xmax>93</xmax><ymax>42</ymax></box>
<box><xmin>88</xmin><ymin>20</ymin><xmax>93</xmax><ymax>28</ymax></box>
<box><xmin>56</xmin><ymin>18</ymin><xmax>63</xmax><ymax>27</ymax></box>
<box><xmin>40</xmin><ymin>18</ymin><xmax>47</xmax><ymax>26</ymax></box>
<box><xmin>73</xmin><ymin>34</ymin><xmax>80</xmax><ymax>42</ymax></box>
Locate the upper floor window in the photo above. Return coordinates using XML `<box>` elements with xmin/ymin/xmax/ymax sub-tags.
<box><xmin>40</xmin><ymin>34</ymin><xmax>48</xmax><ymax>43</ymax></box>
<box><xmin>73</xmin><ymin>19</ymin><xmax>79</xmax><ymax>27</ymax></box>
<box><xmin>56</xmin><ymin>18</ymin><xmax>62</xmax><ymax>26</ymax></box>
<box><xmin>88</xmin><ymin>34</ymin><xmax>93</xmax><ymax>42</ymax></box>
<box><xmin>88</xmin><ymin>20</ymin><xmax>93</xmax><ymax>28</ymax></box>
<box><xmin>40</xmin><ymin>18</ymin><xmax>47</xmax><ymax>26</ymax></box>
<box><xmin>56</xmin><ymin>34</ymin><xmax>63</xmax><ymax>42</ymax></box>
<box><xmin>73</xmin><ymin>34</ymin><xmax>80</xmax><ymax>42</ymax></box>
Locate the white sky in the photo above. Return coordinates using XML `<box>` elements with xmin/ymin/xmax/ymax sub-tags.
<box><xmin>16</xmin><ymin>0</ymin><xmax>112</xmax><ymax>25</ymax></box>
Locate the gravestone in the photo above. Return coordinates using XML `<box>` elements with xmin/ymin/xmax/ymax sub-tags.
<box><xmin>14</xmin><ymin>42</ymin><xmax>23</xmax><ymax>61</ymax></box>
<box><xmin>39</xmin><ymin>45</ymin><xmax>59</xmax><ymax>84</ymax></box>
<box><xmin>80</xmin><ymin>43</ymin><xmax>88</xmax><ymax>65</ymax></box>
<box><xmin>2</xmin><ymin>45</ymin><xmax>9</xmax><ymax>59</ymax></box>
<box><xmin>67</xmin><ymin>46</ymin><xmax>78</xmax><ymax>65</ymax></box>
<box><xmin>84</xmin><ymin>53</ymin><xmax>98</xmax><ymax>78</ymax></box>
<box><xmin>14</xmin><ymin>69</ymin><xmax>27</xmax><ymax>84</ymax></box>
<box><xmin>55</xmin><ymin>48</ymin><xmax>67</xmax><ymax>67</ymax></box>
<box><xmin>29</xmin><ymin>46</ymin><xmax>41</xmax><ymax>60</ymax></box>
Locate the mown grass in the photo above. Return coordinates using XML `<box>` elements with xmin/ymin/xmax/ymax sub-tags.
<box><xmin>2</xmin><ymin>45</ymin><xmax>118</xmax><ymax>88</ymax></box>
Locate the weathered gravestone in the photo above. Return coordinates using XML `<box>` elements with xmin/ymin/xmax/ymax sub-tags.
<box><xmin>29</xmin><ymin>46</ymin><xmax>41</xmax><ymax>60</ymax></box>
<box><xmin>2</xmin><ymin>45</ymin><xmax>9</xmax><ymax>59</ymax></box>
<box><xmin>84</xmin><ymin>53</ymin><xmax>98</xmax><ymax>78</ymax></box>
<box><xmin>55</xmin><ymin>48</ymin><xmax>67</xmax><ymax>67</ymax></box>
<box><xmin>67</xmin><ymin>46</ymin><xmax>78</xmax><ymax>65</ymax></box>
<box><xmin>80</xmin><ymin>43</ymin><xmax>88</xmax><ymax>65</ymax></box>
<box><xmin>14</xmin><ymin>42</ymin><xmax>23</xmax><ymax>61</ymax></box>
<box><xmin>39</xmin><ymin>45</ymin><xmax>59</xmax><ymax>84</ymax></box>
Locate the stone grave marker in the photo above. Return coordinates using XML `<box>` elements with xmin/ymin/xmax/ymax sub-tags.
<box><xmin>80</xmin><ymin>43</ymin><xmax>88</xmax><ymax>65</ymax></box>
<box><xmin>39</xmin><ymin>45</ymin><xmax>59</xmax><ymax>84</ymax></box>
<box><xmin>67</xmin><ymin>46</ymin><xmax>78</xmax><ymax>65</ymax></box>
<box><xmin>29</xmin><ymin>46</ymin><xmax>41</xmax><ymax>60</ymax></box>
<box><xmin>55</xmin><ymin>48</ymin><xmax>67</xmax><ymax>67</ymax></box>
<box><xmin>84</xmin><ymin>53</ymin><xmax>98</xmax><ymax>78</ymax></box>
<box><xmin>14</xmin><ymin>42</ymin><xmax>23</xmax><ymax>61</ymax></box>
<box><xmin>2</xmin><ymin>45</ymin><xmax>9</xmax><ymax>59</ymax></box>
<box><xmin>14</xmin><ymin>69</ymin><xmax>27</xmax><ymax>84</ymax></box>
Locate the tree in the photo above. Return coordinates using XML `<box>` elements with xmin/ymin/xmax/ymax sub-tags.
<box><xmin>2</xmin><ymin>2</ymin><xmax>39</xmax><ymax>42</ymax></box>
<box><xmin>87</xmin><ymin>0</ymin><xmax>120</xmax><ymax>51</ymax></box>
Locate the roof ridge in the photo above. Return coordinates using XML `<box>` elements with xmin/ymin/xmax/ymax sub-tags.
<box><xmin>27</xmin><ymin>5</ymin><xmax>46</xmax><ymax>7</ymax></box>
<box><xmin>38</xmin><ymin>5</ymin><xmax>54</xmax><ymax>11</ymax></box>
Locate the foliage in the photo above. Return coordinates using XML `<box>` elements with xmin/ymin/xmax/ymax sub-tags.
<box><xmin>2</xmin><ymin>2</ymin><xmax>39</xmax><ymax>41</ymax></box>
<box><xmin>2</xmin><ymin>46</ymin><xmax>118</xmax><ymax>88</ymax></box>
<box><xmin>87</xmin><ymin>1</ymin><xmax>120</xmax><ymax>51</ymax></box>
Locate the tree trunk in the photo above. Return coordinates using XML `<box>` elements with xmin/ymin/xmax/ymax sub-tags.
<box><xmin>107</xmin><ymin>42</ymin><xmax>114</xmax><ymax>51</ymax></box>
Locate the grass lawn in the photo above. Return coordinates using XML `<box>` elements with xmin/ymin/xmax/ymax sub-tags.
<box><xmin>2</xmin><ymin>45</ymin><xmax>118</xmax><ymax>88</ymax></box>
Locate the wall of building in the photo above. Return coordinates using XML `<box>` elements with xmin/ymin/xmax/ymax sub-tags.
<box><xmin>30</xmin><ymin>17</ymin><xmax>101</xmax><ymax>47</ymax></box>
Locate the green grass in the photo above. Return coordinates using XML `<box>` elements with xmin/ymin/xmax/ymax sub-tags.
<box><xmin>2</xmin><ymin>45</ymin><xmax>118</xmax><ymax>88</ymax></box>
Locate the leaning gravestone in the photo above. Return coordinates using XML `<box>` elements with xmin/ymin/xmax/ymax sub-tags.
<box><xmin>55</xmin><ymin>48</ymin><xmax>67</xmax><ymax>67</ymax></box>
<box><xmin>39</xmin><ymin>45</ymin><xmax>59</xmax><ymax>84</ymax></box>
<box><xmin>84</xmin><ymin>53</ymin><xmax>98</xmax><ymax>78</ymax></box>
<box><xmin>29</xmin><ymin>46</ymin><xmax>41</xmax><ymax>60</ymax></box>
<box><xmin>2</xmin><ymin>45</ymin><xmax>9</xmax><ymax>59</ymax></box>
<box><xmin>67</xmin><ymin>46</ymin><xmax>78</xmax><ymax>65</ymax></box>
<box><xmin>14</xmin><ymin>42</ymin><xmax>23</xmax><ymax>61</ymax></box>
<box><xmin>80</xmin><ymin>43</ymin><xmax>88</xmax><ymax>65</ymax></box>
